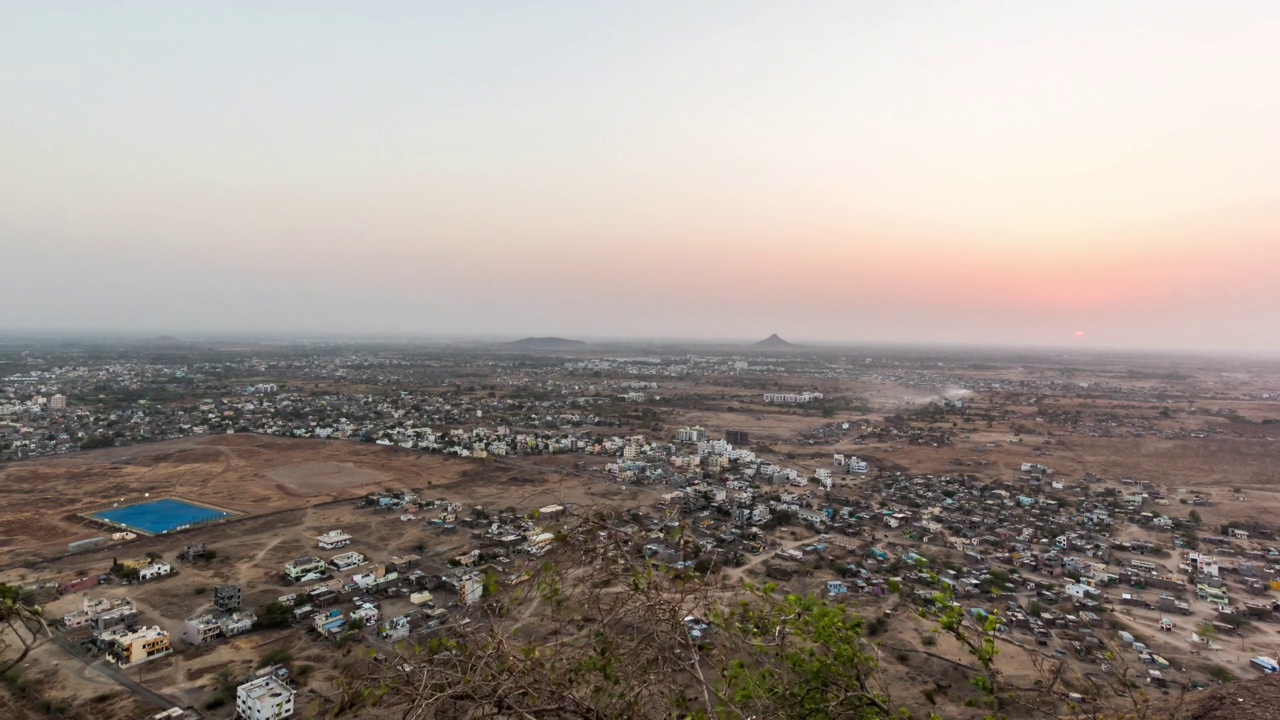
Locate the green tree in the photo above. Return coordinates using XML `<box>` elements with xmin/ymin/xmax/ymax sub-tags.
<box><xmin>254</xmin><ymin>601</ymin><xmax>292</xmax><ymax>630</ymax></box>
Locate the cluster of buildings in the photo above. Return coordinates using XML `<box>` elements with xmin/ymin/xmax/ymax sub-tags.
<box><xmin>762</xmin><ymin>391</ymin><xmax>824</xmax><ymax>404</ymax></box>
<box><xmin>5</xmin><ymin>342</ymin><xmax>1273</xmax><ymax>465</ymax></box>
<box><xmin>59</xmin><ymin>596</ymin><xmax>170</xmax><ymax>668</ymax></box>
<box><xmin>583</xmin><ymin>432</ymin><xmax>1280</xmax><ymax>683</ymax></box>
<box><xmin>58</xmin><ymin>579</ymin><xmax>252</xmax><ymax>667</ymax></box>
<box><xmin>184</xmin><ymin>584</ymin><xmax>253</xmax><ymax>645</ymax></box>
<box><xmin>266</xmin><ymin>501</ymin><xmax>558</xmax><ymax>646</ymax></box>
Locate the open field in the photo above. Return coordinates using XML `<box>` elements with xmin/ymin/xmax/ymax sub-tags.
<box><xmin>0</xmin><ymin>434</ymin><xmax>665</xmax><ymax>569</ymax></box>
<box><xmin>0</xmin><ymin>435</ymin><xmax>471</xmax><ymax>566</ymax></box>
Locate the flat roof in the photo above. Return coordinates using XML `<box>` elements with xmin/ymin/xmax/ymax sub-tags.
<box><xmin>240</xmin><ymin>675</ymin><xmax>295</xmax><ymax>701</ymax></box>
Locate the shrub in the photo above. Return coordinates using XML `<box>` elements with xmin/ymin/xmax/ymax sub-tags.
<box><xmin>254</xmin><ymin>601</ymin><xmax>292</xmax><ymax>630</ymax></box>
<box><xmin>257</xmin><ymin>647</ymin><xmax>293</xmax><ymax>668</ymax></box>
<box><xmin>1207</xmin><ymin>665</ymin><xmax>1238</xmax><ymax>683</ymax></box>
<box><xmin>866</xmin><ymin>617</ymin><xmax>888</xmax><ymax>636</ymax></box>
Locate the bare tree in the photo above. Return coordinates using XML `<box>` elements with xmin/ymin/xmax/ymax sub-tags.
<box><xmin>344</xmin><ymin>512</ymin><xmax>904</xmax><ymax>719</ymax></box>
<box><xmin>0</xmin><ymin>584</ymin><xmax>52</xmax><ymax>676</ymax></box>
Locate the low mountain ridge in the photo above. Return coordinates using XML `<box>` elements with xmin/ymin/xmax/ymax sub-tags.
<box><xmin>509</xmin><ymin>336</ymin><xmax>587</xmax><ymax>349</ymax></box>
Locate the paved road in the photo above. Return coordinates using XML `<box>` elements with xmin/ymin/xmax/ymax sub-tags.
<box><xmin>51</xmin><ymin>634</ymin><xmax>180</xmax><ymax>712</ymax></box>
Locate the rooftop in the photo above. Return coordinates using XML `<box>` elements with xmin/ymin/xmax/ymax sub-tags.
<box><xmin>239</xmin><ymin>674</ymin><xmax>295</xmax><ymax>703</ymax></box>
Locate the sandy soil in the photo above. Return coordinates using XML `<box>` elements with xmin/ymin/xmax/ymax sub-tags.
<box><xmin>0</xmin><ymin>435</ymin><xmax>472</xmax><ymax>566</ymax></box>
<box><xmin>265</xmin><ymin>461</ymin><xmax>389</xmax><ymax>495</ymax></box>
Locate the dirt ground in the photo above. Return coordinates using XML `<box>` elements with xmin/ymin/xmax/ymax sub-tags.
<box><xmin>0</xmin><ymin>435</ymin><xmax>477</xmax><ymax>566</ymax></box>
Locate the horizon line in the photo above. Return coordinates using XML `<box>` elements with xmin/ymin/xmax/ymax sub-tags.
<box><xmin>1</xmin><ymin>328</ymin><xmax>1278</xmax><ymax>361</ymax></box>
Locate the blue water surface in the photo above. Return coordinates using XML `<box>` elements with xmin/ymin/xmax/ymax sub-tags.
<box><xmin>91</xmin><ymin>498</ymin><xmax>231</xmax><ymax>533</ymax></box>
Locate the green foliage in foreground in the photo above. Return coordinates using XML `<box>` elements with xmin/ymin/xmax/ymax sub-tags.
<box><xmin>704</xmin><ymin>592</ymin><xmax>907</xmax><ymax>720</ymax></box>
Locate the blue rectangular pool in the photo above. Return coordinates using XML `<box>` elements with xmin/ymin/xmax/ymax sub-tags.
<box><xmin>90</xmin><ymin>498</ymin><xmax>233</xmax><ymax>534</ymax></box>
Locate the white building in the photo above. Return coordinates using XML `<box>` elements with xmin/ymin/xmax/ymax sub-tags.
<box><xmin>1064</xmin><ymin>583</ymin><xmax>1101</xmax><ymax>600</ymax></box>
<box><xmin>1190</xmin><ymin>553</ymin><xmax>1220</xmax><ymax>577</ymax></box>
<box><xmin>459</xmin><ymin>574</ymin><xmax>484</xmax><ymax>605</ymax></box>
<box><xmin>316</xmin><ymin>530</ymin><xmax>352</xmax><ymax>550</ymax></box>
<box><xmin>284</xmin><ymin>556</ymin><xmax>326</xmax><ymax>582</ymax></box>
<box><xmin>763</xmin><ymin>392</ymin><xmax>824</xmax><ymax>404</ymax></box>
<box><xmin>329</xmin><ymin>551</ymin><xmax>366</xmax><ymax>571</ymax></box>
<box><xmin>677</xmin><ymin>426</ymin><xmax>707</xmax><ymax>443</ymax></box>
<box><xmin>236</xmin><ymin>675</ymin><xmax>295</xmax><ymax>720</ymax></box>
<box><xmin>797</xmin><ymin>509</ymin><xmax>828</xmax><ymax>527</ymax></box>
<box><xmin>137</xmin><ymin>562</ymin><xmax>172</xmax><ymax>582</ymax></box>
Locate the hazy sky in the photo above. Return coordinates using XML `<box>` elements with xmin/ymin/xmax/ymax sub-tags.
<box><xmin>4</xmin><ymin>2</ymin><xmax>1279</xmax><ymax>352</ymax></box>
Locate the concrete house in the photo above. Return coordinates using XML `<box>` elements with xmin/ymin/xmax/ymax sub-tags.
<box><xmin>137</xmin><ymin>562</ymin><xmax>172</xmax><ymax>582</ymax></box>
<box><xmin>107</xmin><ymin>626</ymin><xmax>171</xmax><ymax>668</ymax></box>
<box><xmin>236</xmin><ymin>675</ymin><xmax>295</xmax><ymax>720</ymax></box>
<box><xmin>284</xmin><ymin>557</ymin><xmax>326</xmax><ymax>582</ymax></box>
<box><xmin>214</xmin><ymin>584</ymin><xmax>241</xmax><ymax>611</ymax></box>
<box><xmin>317</xmin><ymin>530</ymin><xmax>353</xmax><ymax>550</ymax></box>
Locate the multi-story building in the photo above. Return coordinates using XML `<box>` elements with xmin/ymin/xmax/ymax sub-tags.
<box><xmin>108</xmin><ymin>626</ymin><xmax>171</xmax><ymax>667</ymax></box>
<box><xmin>726</xmin><ymin>429</ymin><xmax>750</xmax><ymax>446</ymax></box>
<box><xmin>236</xmin><ymin>674</ymin><xmax>295</xmax><ymax>720</ymax></box>
<box><xmin>93</xmin><ymin>604</ymin><xmax>139</xmax><ymax>632</ymax></box>
<box><xmin>49</xmin><ymin>394</ymin><xmax>67</xmax><ymax>410</ymax></box>
<box><xmin>214</xmin><ymin>584</ymin><xmax>242</xmax><ymax>611</ymax></box>
<box><xmin>184</xmin><ymin>615</ymin><xmax>222</xmax><ymax>645</ymax></box>
<box><xmin>677</xmin><ymin>426</ymin><xmax>707</xmax><ymax>443</ymax></box>
<box><xmin>459</xmin><ymin>574</ymin><xmax>484</xmax><ymax>605</ymax></box>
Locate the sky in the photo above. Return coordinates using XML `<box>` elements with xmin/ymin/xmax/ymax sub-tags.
<box><xmin>3</xmin><ymin>2</ymin><xmax>1279</xmax><ymax>352</ymax></box>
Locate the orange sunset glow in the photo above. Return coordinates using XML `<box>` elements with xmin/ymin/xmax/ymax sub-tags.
<box><xmin>3</xmin><ymin>2</ymin><xmax>1279</xmax><ymax>352</ymax></box>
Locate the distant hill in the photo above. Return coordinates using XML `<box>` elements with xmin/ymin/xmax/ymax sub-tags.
<box><xmin>754</xmin><ymin>333</ymin><xmax>792</xmax><ymax>348</ymax></box>
<box><xmin>509</xmin><ymin>336</ymin><xmax>588</xmax><ymax>349</ymax></box>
